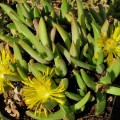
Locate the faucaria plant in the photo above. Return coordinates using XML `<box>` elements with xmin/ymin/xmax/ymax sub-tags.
<box><xmin>1</xmin><ymin>0</ymin><xmax>120</xmax><ymax>120</ymax></box>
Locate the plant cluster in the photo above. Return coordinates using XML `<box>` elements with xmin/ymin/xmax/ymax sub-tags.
<box><xmin>0</xmin><ymin>0</ymin><xmax>120</xmax><ymax>119</ymax></box>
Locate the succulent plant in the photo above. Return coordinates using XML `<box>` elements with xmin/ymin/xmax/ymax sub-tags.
<box><xmin>0</xmin><ymin>0</ymin><xmax>120</xmax><ymax>120</ymax></box>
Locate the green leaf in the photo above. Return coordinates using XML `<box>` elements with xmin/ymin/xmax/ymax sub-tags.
<box><xmin>55</xmin><ymin>24</ymin><xmax>71</xmax><ymax>50</ymax></box>
<box><xmin>22</xmin><ymin>0</ymin><xmax>31</xmax><ymax>12</ymax></box>
<box><xmin>73</xmin><ymin>69</ymin><xmax>87</xmax><ymax>92</ymax></box>
<box><xmin>18</xmin><ymin>4</ymin><xmax>31</xmax><ymax>19</ymax></box>
<box><xmin>89</xmin><ymin>8</ymin><xmax>103</xmax><ymax>26</ymax></box>
<box><xmin>71</xmin><ymin>17</ymin><xmax>81</xmax><ymax>53</ymax></box>
<box><xmin>70</xmin><ymin>42</ymin><xmax>79</xmax><ymax>58</ymax></box>
<box><xmin>60</xmin><ymin>0</ymin><xmax>69</xmax><ymax>20</ymax></box>
<box><xmin>30</xmin><ymin>62</ymin><xmax>47</xmax><ymax>73</ymax></box>
<box><xmin>33</xmin><ymin>7</ymin><xmax>41</xmax><ymax>18</ymax></box>
<box><xmin>19</xmin><ymin>40</ymin><xmax>48</xmax><ymax>64</ymax></box>
<box><xmin>65</xmin><ymin>91</ymin><xmax>82</xmax><ymax>101</ymax></box>
<box><xmin>54</xmin><ymin>58</ymin><xmax>67</xmax><ymax>77</ymax></box>
<box><xmin>4</xmin><ymin>74</ymin><xmax>23</xmax><ymax>81</ymax></box>
<box><xmin>16</xmin><ymin>4</ymin><xmax>26</xmax><ymax>23</ymax></box>
<box><xmin>59</xmin><ymin>78</ymin><xmax>69</xmax><ymax>90</ymax></box>
<box><xmin>107</xmin><ymin>58</ymin><xmax>120</xmax><ymax>82</ymax></box>
<box><xmin>76</xmin><ymin>0</ymin><xmax>86</xmax><ymax>38</ymax></box>
<box><xmin>56</xmin><ymin>43</ymin><xmax>71</xmax><ymax>63</ymax></box>
<box><xmin>98</xmin><ymin>4</ymin><xmax>107</xmax><ymax>22</ymax></box>
<box><xmin>106</xmin><ymin>85</ymin><xmax>120</xmax><ymax>95</ymax></box>
<box><xmin>0</xmin><ymin>35</ymin><xmax>19</xmax><ymax>47</ymax></box>
<box><xmin>39</xmin><ymin>17</ymin><xmax>51</xmax><ymax>48</ymax></box>
<box><xmin>13</xmin><ymin>42</ymin><xmax>28</xmax><ymax>70</ymax></box>
<box><xmin>80</xmin><ymin>69</ymin><xmax>96</xmax><ymax>91</ymax></box>
<box><xmin>99</xmin><ymin>73</ymin><xmax>111</xmax><ymax>85</ymax></box>
<box><xmin>70</xmin><ymin>91</ymin><xmax>91</xmax><ymax>112</ymax></box>
<box><xmin>28</xmin><ymin>63</ymin><xmax>42</xmax><ymax>78</ymax></box>
<box><xmin>95</xmin><ymin>92</ymin><xmax>106</xmax><ymax>115</ymax></box>
<box><xmin>42</xmin><ymin>0</ymin><xmax>53</xmax><ymax>14</ymax></box>
<box><xmin>71</xmin><ymin>57</ymin><xmax>95</xmax><ymax>70</ymax></box>
<box><xmin>0</xmin><ymin>3</ymin><xmax>19</xmax><ymax>21</ymax></box>
<box><xmin>17</xmin><ymin>67</ymin><xmax>27</xmax><ymax>79</ymax></box>
<box><xmin>91</xmin><ymin>20</ymin><xmax>101</xmax><ymax>40</ymax></box>
<box><xmin>101</xmin><ymin>20</ymin><xmax>109</xmax><ymax>33</ymax></box>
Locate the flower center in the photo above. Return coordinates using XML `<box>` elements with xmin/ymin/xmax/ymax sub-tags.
<box><xmin>37</xmin><ymin>86</ymin><xmax>50</xmax><ymax>102</ymax></box>
<box><xmin>105</xmin><ymin>38</ymin><xmax>116</xmax><ymax>52</ymax></box>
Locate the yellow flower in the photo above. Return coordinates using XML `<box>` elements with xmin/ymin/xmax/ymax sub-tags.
<box><xmin>97</xmin><ymin>27</ymin><xmax>120</xmax><ymax>65</ymax></box>
<box><xmin>22</xmin><ymin>72</ymin><xmax>65</xmax><ymax>115</ymax></box>
<box><xmin>0</xmin><ymin>47</ymin><xmax>16</xmax><ymax>94</ymax></box>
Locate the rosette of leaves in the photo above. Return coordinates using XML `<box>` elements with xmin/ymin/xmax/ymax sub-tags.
<box><xmin>0</xmin><ymin>1</ymin><xmax>92</xmax><ymax>119</ymax></box>
<box><xmin>1</xmin><ymin>0</ymin><xmax>120</xmax><ymax>119</ymax></box>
